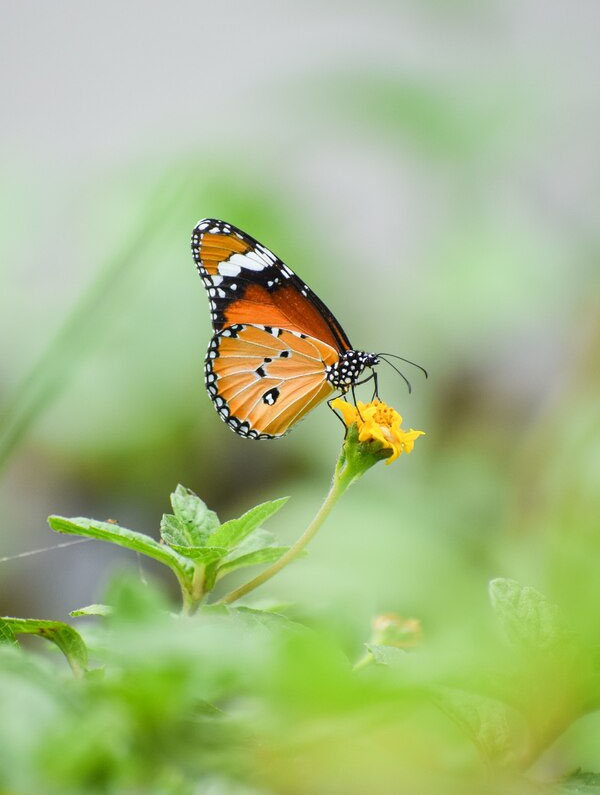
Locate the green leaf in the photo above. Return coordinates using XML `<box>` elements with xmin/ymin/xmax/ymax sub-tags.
<box><xmin>210</xmin><ymin>497</ymin><xmax>289</xmax><ymax>549</ymax></box>
<box><xmin>200</xmin><ymin>602</ymin><xmax>300</xmax><ymax>632</ymax></box>
<box><xmin>69</xmin><ymin>604</ymin><xmax>113</xmax><ymax>617</ymax></box>
<box><xmin>170</xmin><ymin>485</ymin><xmax>219</xmax><ymax>544</ymax></box>
<box><xmin>224</xmin><ymin>527</ymin><xmax>278</xmax><ymax>557</ymax></box>
<box><xmin>165</xmin><ymin>545</ymin><xmax>230</xmax><ymax>564</ymax></box>
<box><xmin>215</xmin><ymin>528</ymin><xmax>288</xmax><ymax>580</ymax></box>
<box><xmin>0</xmin><ymin>616</ymin><xmax>88</xmax><ymax>676</ymax></box>
<box><xmin>160</xmin><ymin>508</ymin><xmax>231</xmax><ymax>563</ymax></box>
<box><xmin>48</xmin><ymin>516</ymin><xmax>193</xmax><ymax>587</ymax></box>
<box><xmin>489</xmin><ymin>578</ymin><xmax>566</xmax><ymax>651</ymax></box>
<box><xmin>431</xmin><ymin>685</ymin><xmax>527</xmax><ymax>764</ymax></box>
<box><xmin>160</xmin><ymin>513</ymin><xmax>195</xmax><ymax>546</ymax></box>
<box><xmin>365</xmin><ymin>644</ymin><xmax>407</xmax><ymax>667</ymax></box>
<box><xmin>160</xmin><ymin>509</ymin><xmax>230</xmax><ymax>562</ymax></box>
<box><xmin>560</xmin><ymin>771</ymin><xmax>600</xmax><ymax>793</ymax></box>
<box><xmin>233</xmin><ymin>605</ymin><xmax>300</xmax><ymax>631</ymax></box>
<box><xmin>217</xmin><ymin>547</ymin><xmax>289</xmax><ymax>580</ymax></box>
<box><xmin>0</xmin><ymin>618</ymin><xmax>18</xmax><ymax>646</ymax></box>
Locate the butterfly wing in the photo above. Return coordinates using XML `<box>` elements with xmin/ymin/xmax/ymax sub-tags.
<box><xmin>191</xmin><ymin>218</ymin><xmax>352</xmax><ymax>354</ymax></box>
<box><xmin>205</xmin><ymin>324</ymin><xmax>337</xmax><ymax>438</ymax></box>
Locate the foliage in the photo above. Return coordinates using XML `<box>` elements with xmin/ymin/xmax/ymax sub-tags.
<box><xmin>49</xmin><ymin>485</ymin><xmax>290</xmax><ymax>613</ymax></box>
<box><xmin>3</xmin><ymin>484</ymin><xmax>600</xmax><ymax>794</ymax></box>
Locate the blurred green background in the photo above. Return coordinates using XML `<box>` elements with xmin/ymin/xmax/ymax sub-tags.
<box><xmin>1</xmin><ymin>2</ymin><xmax>600</xmax><ymax>785</ymax></box>
<box><xmin>2</xmin><ymin>0</ymin><xmax>599</xmax><ymax>617</ymax></box>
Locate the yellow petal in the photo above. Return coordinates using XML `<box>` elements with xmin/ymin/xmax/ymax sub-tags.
<box><xmin>333</xmin><ymin>397</ymin><xmax>424</xmax><ymax>465</ymax></box>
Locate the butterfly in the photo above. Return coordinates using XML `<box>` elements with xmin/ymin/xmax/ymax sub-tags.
<box><xmin>191</xmin><ymin>219</ymin><xmax>424</xmax><ymax>439</ymax></box>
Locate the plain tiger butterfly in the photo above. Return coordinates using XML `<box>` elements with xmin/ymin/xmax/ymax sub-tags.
<box><xmin>191</xmin><ymin>219</ymin><xmax>424</xmax><ymax>439</ymax></box>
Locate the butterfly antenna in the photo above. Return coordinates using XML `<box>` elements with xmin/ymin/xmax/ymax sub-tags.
<box><xmin>378</xmin><ymin>356</ymin><xmax>412</xmax><ymax>394</ymax></box>
<box><xmin>377</xmin><ymin>353</ymin><xmax>428</xmax><ymax>379</ymax></box>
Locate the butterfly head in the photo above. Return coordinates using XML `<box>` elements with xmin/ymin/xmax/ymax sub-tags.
<box><xmin>326</xmin><ymin>350</ymin><xmax>380</xmax><ymax>391</ymax></box>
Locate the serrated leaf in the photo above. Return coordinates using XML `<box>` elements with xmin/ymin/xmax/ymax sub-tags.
<box><xmin>70</xmin><ymin>604</ymin><xmax>112</xmax><ymax>617</ymax></box>
<box><xmin>489</xmin><ymin>578</ymin><xmax>566</xmax><ymax>651</ymax></box>
<box><xmin>209</xmin><ymin>497</ymin><xmax>289</xmax><ymax>549</ymax></box>
<box><xmin>216</xmin><ymin>546</ymin><xmax>289</xmax><ymax>580</ymax></box>
<box><xmin>48</xmin><ymin>516</ymin><xmax>193</xmax><ymax>586</ymax></box>
<box><xmin>215</xmin><ymin>527</ymin><xmax>288</xmax><ymax>579</ymax></box>
<box><xmin>233</xmin><ymin>605</ymin><xmax>300</xmax><ymax>631</ymax></box>
<box><xmin>165</xmin><ymin>545</ymin><xmax>230</xmax><ymax>564</ymax></box>
<box><xmin>160</xmin><ymin>513</ymin><xmax>195</xmax><ymax>546</ymax></box>
<box><xmin>431</xmin><ymin>685</ymin><xmax>526</xmax><ymax>763</ymax></box>
<box><xmin>224</xmin><ymin>527</ymin><xmax>278</xmax><ymax>558</ymax></box>
<box><xmin>200</xmin><ymin>603</ymin><xmax>299</xmax><ymax>632</ymax></box>
<box><xmin>170</xmin><ymin>485</ymin><xmax>219</xmax><ymax>543</ymax></box>
<box><xmin>365</xmin><ymin>643</ymin><xmax>407</xmax><ymax>667</ymax></box>
<box><xmin>0</xmin><ymin>616</ymin><xmax>88</xmax><ymax>676</ymax></box>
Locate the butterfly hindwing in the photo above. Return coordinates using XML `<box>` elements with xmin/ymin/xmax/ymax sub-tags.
<box><xmin>205</xmin><ymin>324</ymin><xmax>337</xmax><ymax>438</ymax></box>
<box><xmin>192</xmin><ymin>218</ymin><xmax>352</xmax><ymax>354</ymax></box>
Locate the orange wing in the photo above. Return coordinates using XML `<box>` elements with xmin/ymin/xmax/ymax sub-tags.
<box><xmin>192</xmin><ymin>219</ymin><xmax>352</xmax><ymax>354</ymax></box>
<box><xmin>205</xmin><ymin>325</ymin><xmax>338</xmax><ymax>438</ymax></box>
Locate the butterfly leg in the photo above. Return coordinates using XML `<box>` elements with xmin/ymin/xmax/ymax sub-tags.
<box><xmin>370</xmin><ymin>370</ymin><xmax>380</xmax><ymax>401</ymax></box>
<box><xmin>350</xmin><ymin>372</ymin><xmax>378</xmax><ymax>417</ymax></box>
<box><xmin>350</xmin><ymin>384</ymin><xmax>363</xmax><ymax>420</ymax></box>
<box><xmin>327</xmin><ymin>393</ymin><xmax>349</xmax><ymax>435</ymax></box>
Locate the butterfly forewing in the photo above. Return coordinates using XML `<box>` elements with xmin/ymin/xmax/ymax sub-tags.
<box><xmin>205</xmin><ymin>324</ymin><xmax>337</xmax><ymax>438</ymax></box>
<box><xmin>192</xmin><ymin>218</ymin><xmax>352</xmax><ymax>353</ymax></box>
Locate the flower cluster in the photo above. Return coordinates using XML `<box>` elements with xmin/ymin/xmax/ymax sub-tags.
<box><xmin>370</xmin><ymin>613</ymin><xmax>422</xmax><ymax>649</ymax></box>
<box><xmin>331</xmin><ymin>398</ymin><xmax>424</xmax><ymax>464</ymax></box>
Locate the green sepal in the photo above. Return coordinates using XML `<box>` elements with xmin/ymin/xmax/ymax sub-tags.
<box><xmin>339</xmin><ymin>423</ymin><xmax>392</xmax><ymax>482</ymax></box>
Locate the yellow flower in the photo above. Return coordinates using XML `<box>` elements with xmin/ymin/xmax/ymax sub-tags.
<box><xmin>331</xmin><ymin>398</ymin><xmax>424</xmax><ymax>464</ymax></box>
<box><xmin>371</xmin><ymin>614</ymin><xmax>422</xmax><ymax>648</ymax></box>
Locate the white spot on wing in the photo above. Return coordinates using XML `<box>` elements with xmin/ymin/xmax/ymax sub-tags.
<box><xmin>245</xmin><ymin>251</ymin><xmax>269</xmax><ymax>268</ymax></box>
<box><xmin>218</xmin><ymin>261</ymin><xmax>241</xmax><ymax>277</ymax></box>
<box><xmin>229</xmin><ymin>253</ymin><xmax>264</xmax><ymax>272</ymax></box>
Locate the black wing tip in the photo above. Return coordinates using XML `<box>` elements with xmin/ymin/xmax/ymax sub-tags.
<box><xmin>192</xmin><ymin>217</ymin><xmax>222</xmax><ymax>234</ymax></box>
<box><xmin>192</xmin><ymin>218</ymin><xmax>250</xmax><ymax>236</ymax></box>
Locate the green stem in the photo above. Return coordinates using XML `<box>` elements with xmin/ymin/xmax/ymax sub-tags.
<box><xmin>221</xmin><ymin>452</ymin><xmax>356</xmax><ymax>605</ymax></box>
<box><xmin>179</xmin><ymin>577</ymin><xmax>194</xmax><ymax>616</ymax></box>
<box><xmin>180</xmin><ymin>566</ymin><xmax>206</xmax><ymax>616</ymax></box>
<box><xmin>353</xmin><ymin>651</ymin><xmax>375</xmax><ymax>672</ymax></box>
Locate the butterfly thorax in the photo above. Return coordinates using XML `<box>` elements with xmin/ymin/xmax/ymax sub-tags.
<box><xmin>325</xmin><ymin>350</ymin><xmax>379</xmax><ymax>390</ymax></box>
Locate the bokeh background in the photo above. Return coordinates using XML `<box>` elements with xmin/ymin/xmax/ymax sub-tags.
<box><xmin>1</xmin><ymin>0</ymin><xmax>600</xmax><ymax>718</ymax></box>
